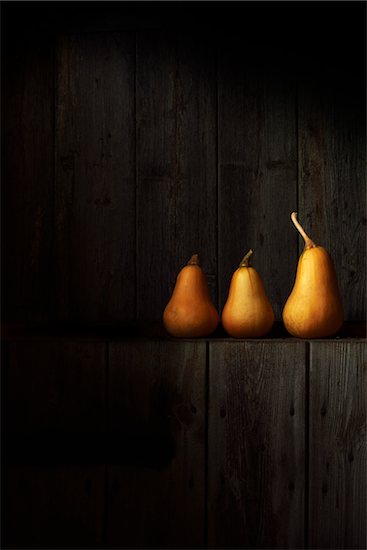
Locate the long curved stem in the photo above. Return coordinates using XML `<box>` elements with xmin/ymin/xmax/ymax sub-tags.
<box><xmin>239</xmin><ymin>249</ymin><xmax>253</xmax><ymax>267</ymax></box>
<box><xmin>291</xmin><ymin>212</ymin><xmax>316</xmax><ymax>250</ymax></box>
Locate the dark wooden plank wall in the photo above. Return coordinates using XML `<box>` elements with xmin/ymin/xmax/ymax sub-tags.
<box><xmin>136</xmin><ymin>31</ymin><xmax>217</xmax><ymax>316</ymax></box>
<box><xmin>2</xmin><ymin>7</ymin><xmax>365</xmax><ymax>325</ymax></box>
<box><xmin>298</xmin><ymin>47</ymin><xmax>366</xmax><ymax>321</ymax></box>
<box><xmin>3</xmin><ymin>338</ymin><xmax>366</xmax><ymax>548</ymax></box>
<box><xmin>55</xmin><ymin>33</ymin><xmax>136</xmax><ymax>322</ymax></box>
<box><xmin>3</xmin><ymin>340</ymin><xmax>106</xmax><ymax>547</ymax></box>
<box><xmin>3</xmin><ymin>339</ymin><xmax>207</xmax><ymax>548</ymax></box>
<box><xmin>107</xmin><ymin>341</ymin><xmax>206</xmax><ymax>547</ymax></box>
<box><xmin>2</xmin><ymin>34</ymin><xmax>54</xmax><ymax>323</ymax></box>
<box><xmin>208</xmin><ymin>341</ymin><xmax>306</xmax><ymax>548</ymax></box>
<box><xmin>218</xmin><ymin>39</ymin><xmax>298</xmax><ymax>317</ymax></box>
<box><xmin>309</xmin><ymin>342</ymin><xmax>366</xmax><ymax>549</ymax></box>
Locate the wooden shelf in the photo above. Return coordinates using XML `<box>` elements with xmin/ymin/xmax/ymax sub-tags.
<box><xmin>2</xmin><ymin>320</ymin><xmax>366</xmax><ymax>341</ymax></box>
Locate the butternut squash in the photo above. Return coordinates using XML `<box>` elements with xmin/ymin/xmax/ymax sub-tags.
<box><xmin>282</xmin><ymin>212</ymin><xmax>344</xmax><ymax>338</ymax></box>
<box><xmin>163</xmin><ymin>254</ymin><xmax>219</xmax><ymax>337</ymax></box>
<box><xmin>221</xmin><ymin>250</ymin><xmax>274</xmax><ymax>338</ymax></box>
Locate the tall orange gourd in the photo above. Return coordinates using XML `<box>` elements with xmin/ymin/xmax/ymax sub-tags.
<box><xmin>163</xmin><ymin>254</ymin><xmax>219</xmax><ymax>337</ymax></box>
<box><xmin>221</xmin><ymin>250</ymin><xmax>274</xmax><ymax>338</ymax></box>
<box><xmin>282</xmin><ymin>212</ymin><xmax>344</xmax><ymax>338</ymax></box>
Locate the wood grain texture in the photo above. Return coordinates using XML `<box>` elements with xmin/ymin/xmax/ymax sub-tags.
<box><xmin>309</xmin><ymin>342</ymin><xmax>367</xmax><ymax>549</ymax></box>
<box><xmin>2</xmin><ymin>4</ymin><xmax>365</xmax><ymax>326</ymax></box>
<box><xmin>298</xmin><ymin>54</ymin><xmax>366</xmax><ymax>321</ymax></box>
<box><xmin>2</xmin><ymin>35</ymin><xmax>54</xmax><ymax>323</ymax></box>
<box><xmin>136</xmin><ymin>31</ymin><xmax>217</xmax><ymax>320</ymax></box>
<box><xmin>208</xmin><ymin>341</ymin><xmax>306</xmax><ymax>549</ymax></box>
<box><xmin>218</xmin><ymin>39</ymin><xmax>298</xmax><ymax>319</ymax></box>
<box><xmin>107</xmin><ymin>340</ymin><xmax>206</xmax><ymax>548</ymax></box>
<box><xmin>55</xmin><ymin>33</ymin><xmax>135</xmax><ymax>322</ymax></box>
<box><xmin>4</xmin><ymin>340</ymin><xmax>106</xmax><ymax>547</ymax></box>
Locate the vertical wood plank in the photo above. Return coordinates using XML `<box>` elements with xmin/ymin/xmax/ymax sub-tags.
<box><xmin>298</xmin><ymin>51</ymin><xmax>366</xmax><ymax>321</ymax></box>
<box><xmin>309</xmin><ymin>341</ymin><xmax>367</xmax><ymax>549</ymax></box>
<box><xmin>4</xmin><ymin>340</ymin><xmax>106</xmax><ymax>548</ymax></box>
<box><xmin>55</xmin><ymin>33</ymin><xmax>135</xmax><ymax>322</ymax></box>
<box><xmin>208</xmin><ymin>341</ymin><xmax>306</xmax><ymax>549</ymax></box>
<box><xmin>2</xmin><ymin>34</ymin><xmax>54</xmax><ymax>322</ymax></box>
<box><xmin>136</xmin><ymin>31</ymin><xmax>217</xmax><ymax>320</ymax></box>
<box><xmin>218</xmin><ymin>40</ymin><xmax>298</xmax><ymax>318</ymax></box>
<box><xmin>107</xmin><ymin>340</ymin><xmax>206</xmax><ymax>548</ymax></box>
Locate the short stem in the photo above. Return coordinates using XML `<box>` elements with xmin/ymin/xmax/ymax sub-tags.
<box><xmin>187</xmin><ymin>253</ymin><xmax>199</xmax><ymax>266</ymax></box>
<box><xmin>291</xmin><ymin>212</ymin><xmax>316</xmax><ymax>250</ymax></box>
<box><xmin>239</xmin><ymin>249</ymin><xmax>253</xmax><ymax>267</ymax></box>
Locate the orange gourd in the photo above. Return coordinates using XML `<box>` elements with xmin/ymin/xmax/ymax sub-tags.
<box><xmin>221</xmin><ymin>249</ymin><xmax>274</xmax><ymax>338</ymax></box>
<box><xmin>163</xmin><ymin>254</ymin><xmax>219</xmax><ymax>337</ymax></box>
<box><xmin>282</xmin><ymin>212</ymin><xmax>344</xmax><ymax>338</ymax></box>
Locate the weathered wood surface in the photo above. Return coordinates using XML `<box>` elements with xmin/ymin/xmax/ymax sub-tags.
<box><xmin>136</xmin><ymin>31</ymin><xmax>217</xmax><ymax>319</ymax></box>
<box><xmin>3</xmin><ymin>335</ymin><xmax>367</xmax><ymax>549</ymax></box>
<box><xmin>2</xmin><ymin>34</ymin><xmax>54</xmax><ymax>323</ymax></box>
<box><xmin>107</xmin><ymin>341</ymin><xmax>206</xmax><ymax>547</ymax></box>
<box><xmin>208</xmin><ymin>341</ymin><xmax>306</xmax><ymax>549</ymax></box>
<box><xmin>309</xmin><ymin>342</ymin><xmax>367</xmax><ymax>549</ymax></box>
<box><xmin>55</xmin><ymin>33</ymin><xmax>136</xmax><ymax>322</ymax></box>
<box><xmin>2</xmin><ymin>4</ymin><xmax>365</xmax><ymax>327</ymax></box>
<box><xmin>298</xmin><ymin>50</ymin><xmax>366</xmax><ymax>321</ymax></box>
<box><xmin>218</xmin><ymin>39</ymin><xmax>298</xmax><ymax>319</ymax></box>
<box><xmin>4</xmin><ymin>340</ymin><xmax>106</xmax><ymax>547</ymax></box>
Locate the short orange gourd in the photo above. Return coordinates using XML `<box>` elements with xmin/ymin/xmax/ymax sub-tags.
<box><xmin>221</xmin><ymin>250</ymin><xmax>274</xmax><ymax>338</ymax></box>
<box><xmin>163</xmin><ymin>254</ymin><xmax>219</xmax><ymax>337</ymax></box>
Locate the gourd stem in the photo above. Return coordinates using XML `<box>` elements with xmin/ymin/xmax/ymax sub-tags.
<box><xmin>239</xmin><ymin>249</ymin><xmax>253</xmax><ymax>267</ymax></box>
<box><xmin>187</xmin><ymin>253</ymin><xmax>199</xmax><ymax>266</ymax></box>
<box><xmin>291</xmin><ymin>212</ymin><xmax>316</xmax><ymax>249</ymax></box>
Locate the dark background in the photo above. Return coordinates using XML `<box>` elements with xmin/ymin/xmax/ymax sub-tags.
<box><xmin>2</xmin><ymin>0</ymin><xmax>366</xmax><ymax>325</ymax></box>
<box><xmin>1</xmin><ymin>2</ymin><xmax>366</xmax><ymax>549</ymax></box>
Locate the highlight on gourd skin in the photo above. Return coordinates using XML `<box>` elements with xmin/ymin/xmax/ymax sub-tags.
<box><xmin>163</xmin><ymin>253</ymin><xmax>219</xmax><ymax>338</ymax></box>
<box><xmin>282</xmin><ymin>212</ymin><xmax>344</xmax><ymax>338</ymax></box>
